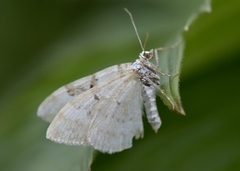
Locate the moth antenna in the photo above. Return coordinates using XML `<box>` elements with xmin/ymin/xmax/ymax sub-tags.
<box><xmin>143</xmin><ymin>33</ymin><xmax>149</xmax><ymax>50</ymax></box>
<box><xmin>124</xmin><ymin>8</ymin><xmax>144</xmax><ymax>51</ymax></box>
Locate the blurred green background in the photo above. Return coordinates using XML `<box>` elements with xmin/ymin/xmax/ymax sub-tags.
<box><xmin>0</xmin><ymin>0</ymin><xmax>240</xmax><ymax>171</ymax></box>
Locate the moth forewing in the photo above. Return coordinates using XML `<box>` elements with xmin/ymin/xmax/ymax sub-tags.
<box><xmin>46</xmin><ymin>70</ymin><xmax>144</xmax><ymax>153</ymax></box>
<box><xmin>87</xmin><ymin>74</ymin><xmax>144</xmax><ymax>153</ymax></box>
<box><xmin>37</xmin><ymin>63</ymin><xmax>132</xmax><ymax>122</ymax></box>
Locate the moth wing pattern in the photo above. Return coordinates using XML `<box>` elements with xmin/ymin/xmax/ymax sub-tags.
<box><xmin>46</xmin><ymin>70</ymin><xmax>144</xmax><ymax>153</ymax></box>
<box><xmin>37</xmin><ymin>63</ymin><xmax>132</xmax><ymax>122</ymax></box>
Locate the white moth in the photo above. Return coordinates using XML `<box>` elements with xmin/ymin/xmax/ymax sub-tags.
<box><xmin>37</xmin><ymin>8</ymin><xmax>177</xmax><ymax>154</ymax></box>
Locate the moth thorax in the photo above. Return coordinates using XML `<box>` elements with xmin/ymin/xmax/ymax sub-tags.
<box><xmin>139</xmin><ymin>49</ymin><xmax>154</xmax><ymax>60</ymax></box>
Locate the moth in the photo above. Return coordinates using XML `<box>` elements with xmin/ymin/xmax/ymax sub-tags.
<box><xmin>37</xmin><ymin>8</ymin><xmax>181</xmax><ymax>153</ymax></box>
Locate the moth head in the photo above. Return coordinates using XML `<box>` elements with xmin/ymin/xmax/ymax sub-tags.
<box><xmin>139</xmin><ymin>49</ymin><xmax>154</xmax><ymax>61</ymax></box>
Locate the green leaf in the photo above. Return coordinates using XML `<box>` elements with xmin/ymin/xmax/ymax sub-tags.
<box><xmin>156</xmin><ymin>36</ymin><xmax>186</xmax><ymax>115</ymax></box>
<box><xmin>156</xmin><ymin>0</ymin><xmax>211</xmax><ymax>115</ymax></box>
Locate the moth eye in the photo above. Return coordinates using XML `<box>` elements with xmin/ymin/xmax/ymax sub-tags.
<box><xmin>143</xmin><ymin>52</ymin><xmax>152</xmax><ymax>59</ymax></box>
